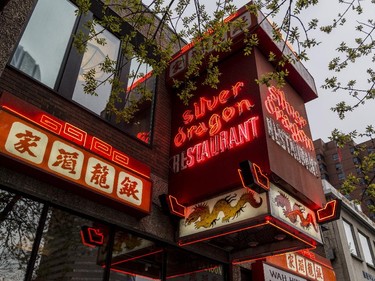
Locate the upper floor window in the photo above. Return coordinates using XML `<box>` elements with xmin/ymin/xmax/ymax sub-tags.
<box><xmin>343</xmin><ymin>220</ymin><xmax>359</xmax><ymax>257</ymax></box>
<box><xmin>350</xmin><ymin>147</ymin><xmax>355</xmax><ymax>154</ymax></box>
<box><xmin>10</xmin><ymin>0</ymin><xmax>155</xmax><ymax>144</ymax></box>
<box><xmin>353</xmin><ymin>157</ymin><xmax>361</xmax><ymax>164</ymax></box>
<box><xmin>316</xmin><ymin>154</ymin><xmax>324</xmax><ymax>162</ymax></box>
<box><xmin>335</xmin><ymin>163</ymin><xmax>343</xmax><ymax>171</ymax></box>
<box><xmin>319</xmin><ymin>163</ymin><xmax>327</xmax><ymax>172</ymax></box>
<box><xmin>338</xmin><ymin>172</ymin><xmax>345</xmax><ymax>181</ymax></box>
<box><xmin>332</xmin><ymin>153</ymin><xmax>339</xmax><ymax>161</ymax></box>
<box><xmin>10</xmin><ymin>0</ymin><xmax>77</xmax><ymax>88</ymax></box>
<box><xmin>358</xmin><ymin>232</ymin><xmax>374</xmax><ymax>266</ymax></box>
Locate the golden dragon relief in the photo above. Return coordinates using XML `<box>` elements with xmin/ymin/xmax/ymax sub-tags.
<box><xmin>185</xmin><ymin>191</ymin><xmax>263</xmax><ymax>229</ymax></box>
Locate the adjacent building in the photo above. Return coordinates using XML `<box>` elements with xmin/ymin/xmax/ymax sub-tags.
<box><xmin>314</xmin><ymin>138</ymin><xmax>375</xmax><ymax>219</ymax></box>
<box><xmin>320</xmin><ymin>180</ymin><xmax>375</xmax><ymax>281</ymax></box>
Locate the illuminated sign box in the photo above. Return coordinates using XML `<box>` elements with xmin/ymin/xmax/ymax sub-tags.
<box><xmin>168</xmin><ymin>1</ymin><xmax>325</xmax><ymax>213</ymax></box>
<box><xmin>0</xmin><ymin>92</ymin><xmax>152</xmax><ymax>215</ymax></box>
<box><xmin>169</xmin><ymin>51</ymin><xmax>269</xmax><ymax>205</ymax></box>
<box><xmin>266</xmin><ymin>251</ymin><xmax>337</xmax><ymax>281</ymax></box>
<box><xmin>177</xmin><ymin>183</ymin><xmax>321</xmax><ymax>263</ymax></box>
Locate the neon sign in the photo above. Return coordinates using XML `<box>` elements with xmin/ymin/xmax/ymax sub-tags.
<box><xmin>172</xmin><ymin>81</ymin><xmax>260</xmax><ymax>173</ymax></box>
<box><xmin>1</xmin><ymin>99</ymin><xmax>149</xmax><ymax>178</ymax></box>
<box><xmin>80</xmin><ymin>226</ymin><xmax>105</xmax><ymax>248</ymax></box>
<box><xmin>0</xmin><ymin>93</ymin><xmax>152</xmax><ymax>214</ymax></box>
<box><xmin>316</xmin><ymin>199</ymin><xmax>341</xmax><ymax>223</ymax></box>
<box><xmin>265</xmin><ymin>86</ymin><xmax>313</xmax><ymax>151</ymax></box>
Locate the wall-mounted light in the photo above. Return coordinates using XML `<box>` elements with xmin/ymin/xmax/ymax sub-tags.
<box><xmin>274</xmin><ymin>234</ymin><xmax>286</xmax><ymax>241</ymax></box>
<box><xmin>248</xmin><ymin>241</ymin><xmax>259</xmax><ymax>247</ymax></box>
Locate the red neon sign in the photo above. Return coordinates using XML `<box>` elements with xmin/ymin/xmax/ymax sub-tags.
<box><xmin>264</xmin><ymin>86</ymin><xmax>313</xmax><ymax>151</ymax></box>
<box><xmin>167</xmin><ymin>195</ymin><xmax>186</xmax><ymax>218</ymax></box>
<box><xmin>238</xmin><ymin>161</ymin><xmax>270</xmax><ymax>193</ymax></box>
<box><xmin>80</xmin><ymin>226</ymin><xmax>104</xmax><ymax>248</ymax></box>
<box><xmin>183</xmin><ymin>117</ymin><xmax>259</xmax><ymax>168</ymax></box>
<box><xmin>316</xmin><ymin>199</ymin><xmax>341</xmax><ymax>223</ymax></box>
<box><xmin>171</xmin><ymin>81</ymin><xmax>260</xmax><ymax>172</ymax></box>
<box><xmin>174</xmin><ymin>81</ymin><xmax>250</xmax><ymax>147</ymax></box>
<box><xmin>0</xmin><ymin>93</ymin><xmax>149</xmax><ymax>179</ymax></box>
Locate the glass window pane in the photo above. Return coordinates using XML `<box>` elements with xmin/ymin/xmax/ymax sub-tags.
<box><xmin>0</xmin><ymin>189</ymin><xmax>43</xmax><ymax>280</ymax></box>
<box><xmin>32</xmin><ymin>207</ymin><xmax>107</xmax><ymax>280</ymax></box>
<box><xmin>72</xmin><ymin>24</ymin><xmax>120</xmax><ymax>115</ymax></box>
<box><xmin>166</xmin><ymin>248</ymin><xmax>225</xmax><ymax>281</ymax></box>
<box><xmin>359</xmin><ymin>232</ymin><xmax>374</xmax><ymax>266</ymax></box>
<box><xmin>343</xmin><ymin>220</ymin><xmax>358</xmax><ymax>256</ymax></box>
<box><xmin>10</xmin><ymin>0</ymin><xmax>77</xmax><ymax>88</ymax></box>
<box><xmin>108</xmin><ymin>230</ymin><xmax>162</xmax><ymax>280</ymax></box>
<box><xmin>123</xmin><ymin>59</ymin><xmax>155</xmax><ymax>144</ymax></box>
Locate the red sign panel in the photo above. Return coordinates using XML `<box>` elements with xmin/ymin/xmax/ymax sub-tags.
<box><xmin>169</xmin><ymin>52</ymin><xmax>269</xmax><ymax>205</ymax></box>
<box><xmin>0</xmin><ymin>93</ymin><xmax>152</xmax><ymax>214</ymax></box>
<box><xmin>266</xmin><ymin>251</ymin><xmax>336</xmax><ymax>281</ymax></box>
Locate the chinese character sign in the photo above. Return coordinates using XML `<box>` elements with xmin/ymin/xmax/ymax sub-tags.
<box><xmin>285</xmin><ymin>253</ymin><xmax>325</xmax><ymax>281</ymax></box>
<box><xmin>117</xmin><ymin>172</ymin><xmax>143</xmax><ymax>206</ymax></box>
<box><xmin>5</xmin><ymin>122</ymin><xmax>48</xmax><ymax>164</ymax></box>
<box><xmin>0</xmin><ymin>111</ymin><xmax>151</xmax><ymax>214</ymax></box>
<box><xmin>85</xmin><ymin>157</ymin><xmax>116</xmax><ymax>194</ymax></box>
<box><xmin>48</xmin><ymin>141</ymin><xmax>84</xmax><ymax>180</ymax></box>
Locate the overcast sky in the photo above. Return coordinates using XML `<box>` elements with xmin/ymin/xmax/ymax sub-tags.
<box><xmin>298</xmin><ymin>1</ymin><xmax>375</xmax><ymax>143</ymax></box>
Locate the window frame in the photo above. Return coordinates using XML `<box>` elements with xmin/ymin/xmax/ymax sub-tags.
<box><xmin>0</xmin><ymin>186</ymin><xmax>227</xmax><ymax>281</ymax></box>
<box><xmin>342</xmin><ymin>219</ymin><xmax>360</xmax><ymax>257</ymax></box>
<box><xmin>338</xmin><ymin>172</ymin><xmax>345</xmax><ymax>181</ymax></box>
<box><xmin>8</xmin><ymin>0</ymin><xmax>157</xmax><ymax>146</ymax></box>
<box><xmin>358</xmin><ymin>231</ymin><xmax>375</xmax><ymax>266</ymax></box>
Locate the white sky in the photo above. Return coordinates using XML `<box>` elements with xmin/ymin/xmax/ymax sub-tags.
<box><xmin>297</xmin><ymin>1</ymin><xmax>375</xmax><ymax>143</ymax></box>
<box><xmin>240</xmin><ymin>0</ymin><xmax>374</xmax><ymax>143</ymax></box>
<box><xmin>159</xmin><ymin>0</ymin><xmax>375</xmax><ymax>143</ymax></box>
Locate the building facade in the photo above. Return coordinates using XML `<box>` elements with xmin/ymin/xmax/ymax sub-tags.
<box><xmin>321</xmin><ymin>180</ymin><xmax>375</xmax><ymax>281</ymax></box>
<box><xmin>314</xmin><ymin>138</ymin><xmax>375</xmax><ymax>219</ymax></box>
<box><xmin>1</xmin><ymin>1</ymin><xmax>336</xmax><ymax>280</ymax></box>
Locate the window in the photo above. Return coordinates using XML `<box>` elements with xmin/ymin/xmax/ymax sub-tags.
<box><xmin>335</xmin><ymin>163</ymin><xmax>342</xmax><ymax>171</ymax></box>
<box><xmin>10</xmin><ymin>0</ymin><xmax>77</xmax><ymax>88</ymax></box>
<box><xmin>10</xmin><ymin>0</ymin><xmax>155</xmax><ymax>144</ymax></box>
<box><xmin>343</xmin><ymin>220</ymin><xmax>359</xmax><ymax>256</ymax></box>
<box><xmin>0</xmin><ymin>187</ymin><xmax>226</xmax><ymax>280</ymax></box>
<box><xmin>72</xmin><ymin>24</ymin><xmax>121</xmax><ymax>116</ymax></box>
<box><xmin>319</xmin><ymin>163</ymin><xmax>327</xmax><ymax>172</ymax></box>
<box><xmin>332</xmin><ymin>153</ymin><xmax>339</xmax><ymax>161</ymax></box>
<box><xmin>0</xmin><ymin>189</ymin><xmax>44</xmax><ymax>279</ymax></box>
<box><xmin>338</xmin><ymin>172</ymin><xmax>346</xmax><ymax>181</ymax></box>
<box><xmin>33</xmin><ymin>208</ymin><xmax>107</xmax><ymax>280</ymax></box>
<box><xmin>316</xmin><ymin>154</ymin><xmax>324</xmax><ymax>162</ymax></box>
<box><xmin>353</xmin><ymin>157</ymin><xmax>360</xmax><ymax>164</ymax></box>
<box><xmin>358</xmin><ymin>232</ymin><xmax>374</xmax><ymax>266</ymax></box>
